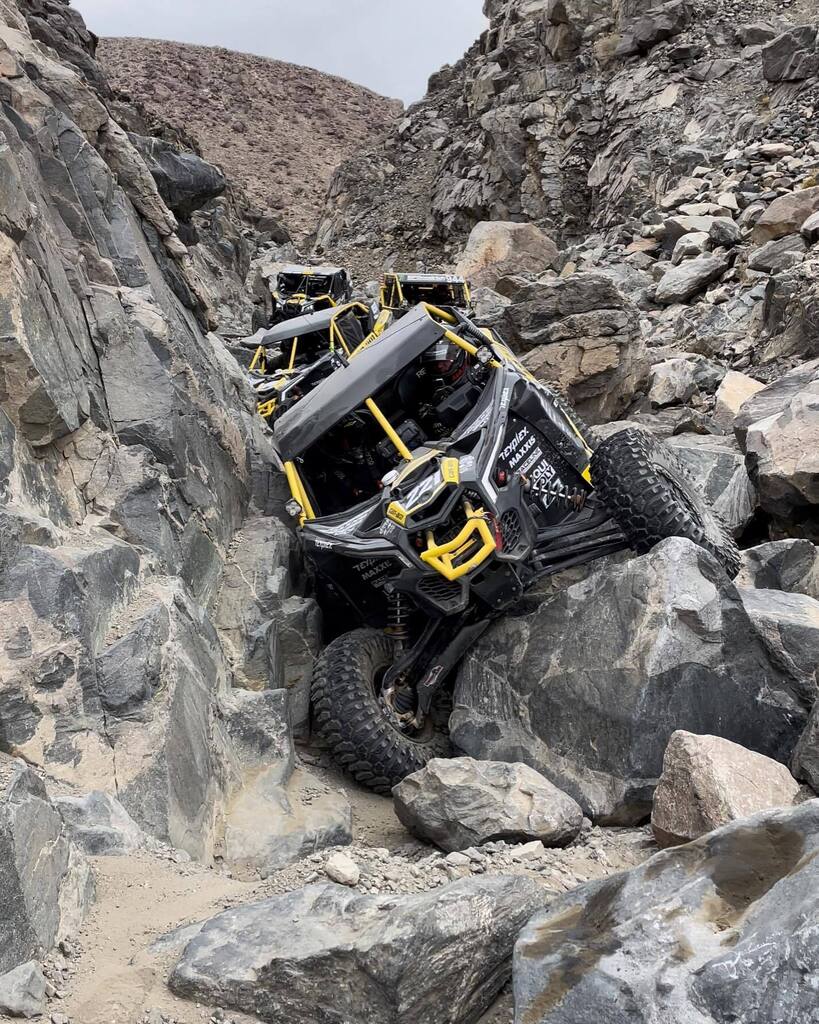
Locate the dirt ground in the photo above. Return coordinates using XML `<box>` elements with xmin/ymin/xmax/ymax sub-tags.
<box><xmin>26</xmin><ymin>769</ymin><xmax>652</xmax><ymax>1024</ymax></box>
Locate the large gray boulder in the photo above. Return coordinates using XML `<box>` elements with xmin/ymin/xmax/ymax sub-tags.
<box><xmin>170</xmin><ymin>877</ymin><xmax>544</xmax><ymax>1024</ymax></box>
<box><xmin>666</xmin><ymin>433</ymin><xmax>757</xmax><ymax>535</ymax></box>
<box><xmin>0</xmin><ymin>961</ymin><xmax>46</xmax><ymax>1019</ymax></box>
<box><xmin>504</xmin><ymin>273</ymin><xmax>649</xmax><ymax>423</ymax></box>
<box><xmin>514</xmin><ymin>800</ymin><xmax>819</xmax><ymax>1023</ymax></box>
<box><xmin>128</xmin><ymin>133</ymin><xmax>226</xmax><ymax>218</ymax></box>
<box><xmin>393</xmin><ymin>758</ymin><xmax>583</xmax><ymax>852</ymax></box>
<box><xmin>52</xmin><ymin>790</ymin><xmax>144</xmax><ymax>856</ymax></box>
<box><xmin>654</xmin><ymin>253</ymin><xmax>730</xmax><ymax>304</ymax></box>
<box><xmin>0</xmin><ymin>756</ymin><xmax>94</xmax><ymax>976</ymax></box>
<box><xmin>762</xmin><ymin>25</ymin><xmax>819</xmax><ymax>81</ymax></box>
<box><xmin>736</xmin><ymin>539</ymin><xmax>819</xmax><ymax>600</ymax></box>
<box><xmin>651</xmin><ymin>731</ymin><xmax>800</xmax><ymax>848</ymax></box>
<box><xmin>735</xmin><ymin>358</ymin><xmax>819</xmax><ymax>531</ymax></box>
<box><xmin>452</xmin><ymin>539</ymin><xmax>811</xmax><ymax>823</ymax></box>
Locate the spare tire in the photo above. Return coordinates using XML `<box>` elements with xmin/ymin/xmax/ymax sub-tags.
<box><xmin>311</xmin><ymin>628</ymin><xmax>451</xmax><ymax>795</ymax></box>
<box><xmin>591</xmin><ymin>427</ymin><xmax>741</xmax><ymax>578</ymax></box>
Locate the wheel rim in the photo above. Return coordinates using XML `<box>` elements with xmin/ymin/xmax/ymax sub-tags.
<box><xmin>372</xmin><ymin>663</ymin><xmax>433</xmax><ymax>743</ymax></box>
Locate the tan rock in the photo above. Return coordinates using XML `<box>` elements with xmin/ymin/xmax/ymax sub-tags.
<box><xmin>456</xmin><ymin>221</ymin><xmax>559</xmax><ymax>289</ymax></box>
<box><xmin>753</xmin><ymin>186</ymin><xmax>819</xmax><ymax>243</ymax></box>
<box><xmin>652</xmin><ymin>731</ymin><xmax>800</xmax><ymax>848</ymax></box>
<box><xmin>713</xmin><ymin>370</ymin><xmax>766</xmax><ymax>428</ymax></box>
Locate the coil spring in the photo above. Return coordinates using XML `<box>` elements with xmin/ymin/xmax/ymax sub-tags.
<box><xmin>386</xmin><ymin>592</ymin><xmax>410</xmax><ymax>644</ymax></box>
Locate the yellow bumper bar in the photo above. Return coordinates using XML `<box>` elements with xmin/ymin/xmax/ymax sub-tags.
<box><xmin>420</xmin><ymin>504</ymin><xmax>497</xmax><ymax>581</ymax></box>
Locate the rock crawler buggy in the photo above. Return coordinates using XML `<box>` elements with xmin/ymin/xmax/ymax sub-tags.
<box><xmin>240</xmin><ymin>302</ymin><xmax>391</xmax><ymax>424</ymax></box>
<box><xmin>254</xmin><ymin>265</ymin><xmax>354</xmax><ymax>331</ymax></box>
<box><xmin>272</xmin><ymin>303</ymin><xmax>739</xmax><ymax>794</ymax></box>
<box><xmin>380</xmin><ymin>273</ymin><xmax>471</xmax><ymax>319</ymax></box>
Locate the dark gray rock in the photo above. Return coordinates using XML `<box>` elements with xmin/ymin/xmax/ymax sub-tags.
<box><xmin>0</xmin><ymin>756</ymin><xmax>94</xmax><ymax>976</ymax></box>
<box><xmin>735</xmin><ymin>358</ymin><xmax>819</xmax><ymax>529</ymax></box>
<box><xmin>793</xmin><ymin>705</ymin><xmax>819</xmax><ymax>792</ymax></box>
<box><xmin>738</xmin><ymin>589</ymin><xmax>819</xmax><ymax>709</ymax></box>
<box><xmin>666</xmin><ymin>433</ymin><xmax>757</xmax><ymax>535</ymax></box>
<box><xmin>52</xmin><ymin>791</ymin><xmax>144</xmax><ymax>856</ymax></box>
<box><xmin>762</xmin><ymin>26</ymin><xmax>819</xmax><ymax>81</ymax></box>
<box><xmin>615</xmin><ymin>0</ymin><xmax>693</xmax><ymax>57</ymax></box>
<box><xmin>654</xmin><ymin>253</ymin><xmax>731</xmax><ymax>304</ymax></box>
<box><xmin>170</xmin><ymin>877</ymin><xmax>544</xmax><ymax>1024</ymax></box>
<box><xmin>736</xmin><ymin>540</ymin><xmax>819</xmax><ymax>600</ymax></box>
<box><xmin>393</xmin><ymin>758</ymin><xmax>583</xmax><ymax>852</ymax></box>
<box><xmin>128</xmin><ymin>134</ymin><xmax>226</xmax><ymax>219</ymax></box>
<box><xmin>737</xmin><ymin>22</ymin><xmax>778</xmax><ymax>46</ymax></box>
<box><xmin>708</xmin><ymin>216</ymin><xmax>742</xmax><ymax>247</ymax></box>
<box><xmin>452</xmin><ymin>539</ymin><xmax>810</xmax><ymax>823</ymax></box>
<box><xmin>747</xmin><ymin>234</ymin><xmax>806</xmax><ymax>274</ymax></box>
<box><xmin>514</xmin><ymin>800</ymin><xmax>819</xmax><ymax>1023</ymax></box>
<box><xmin>96</xmin><ymin>603</ymin><xmax>170</xmax><ymax>719</ymax></box>
<box><xmin>0</xmin><ymin>961</ymin><xmax>46</xmax><ymax>1019</ymax></box>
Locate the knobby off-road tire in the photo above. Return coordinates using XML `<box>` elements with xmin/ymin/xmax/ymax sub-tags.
<box><xmin>591</xmin><ymin>427</ymin><xmax>741</xmax><ymax>578</ymax></box>
<box><xmin>311</xmin><ymin>628</ymin><xmax>452</xmax><ymax>795</ymax></box>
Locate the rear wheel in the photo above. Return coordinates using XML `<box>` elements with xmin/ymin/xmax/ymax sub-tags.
<box><xmin>311</xmin><ymin>628</ymin><xmax>451</xmax><ymax>795</ymax></box>
<box><xmin>591</xmin><ymin>427</ymin><xmax>741</xmax><ymax>577</ymax></box>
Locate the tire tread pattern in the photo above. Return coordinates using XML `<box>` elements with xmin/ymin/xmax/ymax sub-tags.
<box><xmin>311</xmin><ymin>628</ymin><xmax>451</xmax><ymax>795</ymax></box>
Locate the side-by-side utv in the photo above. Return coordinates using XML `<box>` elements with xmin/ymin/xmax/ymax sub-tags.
<box><xmin>241</xmin><ymin>302</ymin><xmax>390</xmax><ymax>423</ymax></box>
<box><xmin>380</xmin><ymin>273</ymin><xmax>471</xmax><ymax>318</ymax></box>
<box><xmin>267</xmin><ymin>265</ymin><xmax>353</xmax><ymax>326</ymax></box>
<box><xmin>272</xmin><ymin>303</ymin><xmax>739</xmax><ymax>794</ymax></box>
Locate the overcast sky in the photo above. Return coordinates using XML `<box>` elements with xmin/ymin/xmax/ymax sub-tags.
<box><xmin>72</xmin><ymin>0</ymin><xmax>488</xmax><ymax>103</ymax></box>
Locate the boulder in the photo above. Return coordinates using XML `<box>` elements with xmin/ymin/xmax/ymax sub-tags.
<box><xmin>708</xmin><ymin>216</ymin><xmax>742</xmax><ymax>247</ymax></box>
<box><xmin>753</xmin><ymin>186</ymin><xmax>819</xmax><ymax>244</ymax></box>
<box><xmin>128</xmin><ymin>134</ymin><xmax>226</xmax><ymax>218</ymax></box>
<box><xmin>170</xmin><ymin>877</ymin><xmax>544</xmax><ymax>1024</ymax></box>
<box><xmin>666</xmin><ymin>433</ymin><xmax>757</xmax><ymax>535</ymax></box>
<box><xmin>762</xmin><ymin>25</ymin><xmax>819</xmax><ymax>81</ymax></box>
<box><xmin>802</xmin><ymin>210</ymin><xmax>819</xmax><ymax>245</ymax></box>
<box><xmin>757</xmin><ymin>258</ymin><xmax>819</xmax><ymax>362</ymax></box>
<box><xmin>52</xmin><ymin>791</ymin><xmax>144</xmax><ymax>856</ymax></box>
<box><xmin>615</xmin><ymin>0</ymin><xmax>693</xmax><ymax>57</ymax></box>
<box><xmin>712</xmin><ymin>370</ymin><xmax>765</xmax><ymax>429</ymax></box>
<box><xmin>504</xmin><ymin>273</ymin><xmax>649</xmax><ymax>423</ymax></box>
<box><xmin>734</xmin><ymin>358</ymin><xmax>819</xmax><ymax>529</ymax></box>
<box><xmin>0</xmin><ymin>961</ymin><xmax>45</xmax><ymax>1019</ymax></box>
<box><xmin>654</xmin><ymin>253</ymin><xmax>731</xmax><ymax>304</ymax></box>
<box><xmin>393</xmin><ymin>758</ymin><xmax>583</xmax><ymax>852</ymax></box>
<box><xmin>514</xmin><ymin>800</ymin><xmax>819</xmax><ymax>1024</ymax></box>
<box><xmin>747</xmin><ymin>233</ymin><xmax>806</xmax><ymax>274</ymax></box>
<box><xmin>647</xmin><ymin>354</ymin><xmax>724</xmax><ymax>407</ymax></box>
<box><xmin>793</xmin><ymin>705</ymin><xmax>819</xmax><ymax>791</ymax></box>
<box><xmin>736</xmin><ymin>539</ymin><xmax>819</xmax><ymax>600</ymax></box>
<box><xmin>451</xmin><ymin>539</ymin><xmax>811</xmax><ymax>823</ymax></box>
<box><xmin>737</xmin><ymin>22</ymin><xmax>778</xmax><ymax>46</ymax></box>
<box><xmin>221</xmin><ymin>766</ymin><xmax>352</xmax><ymax>877</ymax></box>
<box><xmin>456</xmin><ymin>221</ymin><xmax>559</xmax><ymax>290</ymax></box>
<box><xmin>0</xmin><ymin>756</ymin><xmax>94</xmax><ymax>976</ymax></box>
<box><xmin>738</xmin><ymin>589</ymin><xmax>819</xmax><ymax>707</ymax></box>
<box><xmin>651</xmin><ymin>731</ymin><xmax>800</xmax><ymax>847</ymax></box>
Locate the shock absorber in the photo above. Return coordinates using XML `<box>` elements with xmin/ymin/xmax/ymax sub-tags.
<box><xmin>386</xmin><ymin>592</ymin><xmax>410</xmax><ymax>648</ymax></box>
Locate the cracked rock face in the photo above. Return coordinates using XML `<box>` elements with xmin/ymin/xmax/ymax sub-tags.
<box><xmin>170</xmin><ymin>877</ymin><xmax>545</xmax><ymax>1024</ymax></box>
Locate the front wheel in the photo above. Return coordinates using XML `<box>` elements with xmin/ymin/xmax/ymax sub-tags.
<box><xmin>311</xmin><ymin>628</ymin><xmax>451</xmax><ymax>795</ymax></box>
<box><xmin>591</xmin><ymin>427</ymin><xmax>741</xmax><ymax>578</ymax></box>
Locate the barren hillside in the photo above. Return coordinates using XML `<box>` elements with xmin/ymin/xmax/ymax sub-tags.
<box><xmin>98</xmin><ymin>37</ymin><xmax>403</xmax><ymax>240</ymax></box>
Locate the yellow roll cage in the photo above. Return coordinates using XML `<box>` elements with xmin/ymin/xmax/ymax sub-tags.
<box><xmin>282</xmin><ymin>304</ymin><xmax>592</xmax><ymax>581</ymax></box>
